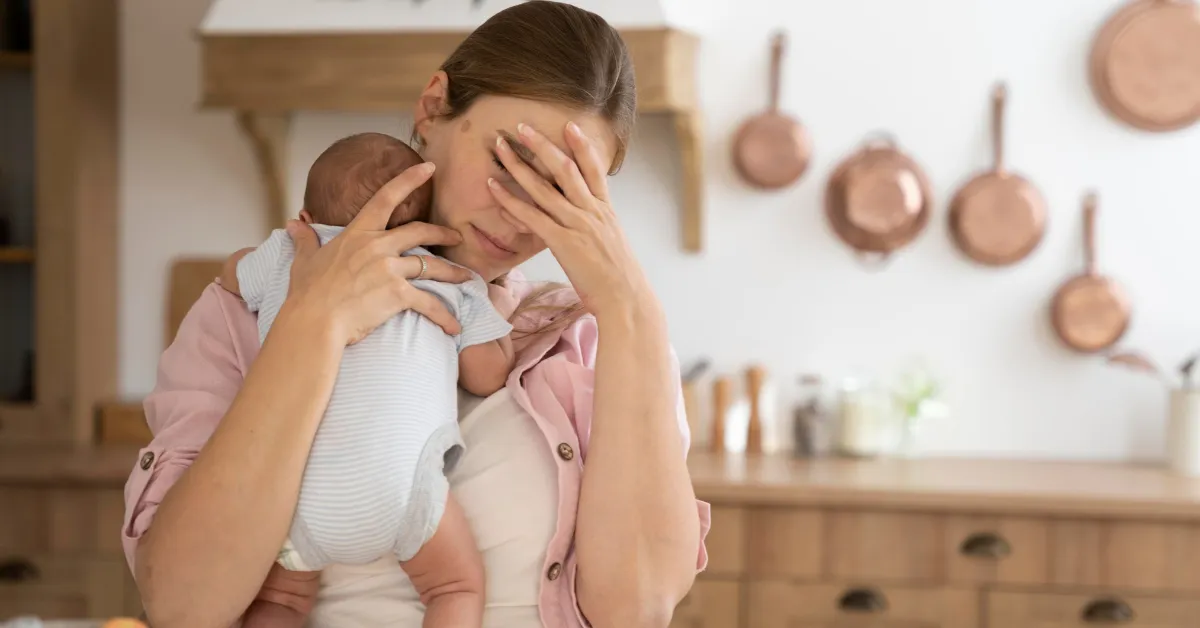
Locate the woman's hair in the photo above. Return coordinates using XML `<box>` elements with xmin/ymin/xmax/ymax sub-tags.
<box><xmin>424</xmin><ymin>0</ymin><xmax>638</xmax><ymax>337</ymax></box>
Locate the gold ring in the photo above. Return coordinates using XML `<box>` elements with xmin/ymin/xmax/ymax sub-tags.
<box><xmin>415</xmin><ymin>255</ymin><xmax>428</xmax><ymax>280</ymax></box>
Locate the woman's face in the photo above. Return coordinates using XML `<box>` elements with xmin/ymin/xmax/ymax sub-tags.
<box><xmin>415</xmin><ymin>74</ymin><xmax>619</xmax><ymax>282</ymax></box>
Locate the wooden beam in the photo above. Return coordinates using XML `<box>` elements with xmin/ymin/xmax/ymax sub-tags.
<box><xmin>200</xmin><ymin>29</ymin><xmax>697</xmax><ymax>113</ymax></box>
<box><xmin>235</xmin><ymin>112</ymin><xmax>293</xmax><ymax>234</ymax></box>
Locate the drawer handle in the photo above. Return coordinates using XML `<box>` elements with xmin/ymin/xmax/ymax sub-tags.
<box><xmin>837</xmin><ymin>587</ymin><xmax>887</xmax><ymax>613</ymax></box>
<box><xmin>960</xmin><ymin>532</ymin><xmax>1012</xmax><ymax>559</ymax></box>
<box><xmin>0</xmin><ymin>557</ymin><xmax>40</xmax><ymax>583</ymax></box>
<box><xmin>1081</xmin><ymin>597</ymin><xmax>1135</xmax><ymax>624</ymax></box>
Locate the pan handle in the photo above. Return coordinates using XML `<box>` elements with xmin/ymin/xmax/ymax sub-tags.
<box><xmin>769</xmin><ymin>31</ymin><xmax>787</xmax><ymax>112</ymax></box>
<box><xmin>855</xmin><ymin>251</ymin><xmax>892</xmax><ymax>270</ymax></box>
<box><xmin>862</xmin><ymin>130</ymin><xmax>898</xmax><ymax>149</ymax></box>
<box><xmin>992</xmin><ymin>82</ymin><xmax>1007</xmax><ymax>172</ymax></box>
<box><xmin>1083</xmin><ymin>191</ymin><xmax>1098</xmax><ymax>274</ymax></box>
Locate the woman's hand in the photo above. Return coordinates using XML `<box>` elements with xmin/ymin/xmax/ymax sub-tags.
<box><xmin>486</xmin><ymin>122</ymin><xmax>657</xmax><ymax>321</ymax></box>
<box><xmin>282</xmin><ymin>162</ymin><xmax>472</xmax><ymax>346</ymax></box>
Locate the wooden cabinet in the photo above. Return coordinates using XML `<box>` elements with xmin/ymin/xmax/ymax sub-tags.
<box><xmin>0</xmin><ymin>0</ymin><xmax>120</xmax><ymax>445</ymax></box>
<box><xmin>683</xmin><ymin>454</ymin><xmax>1200</xmax><ymax>628</ymax></box>
<box><xmin>749</xmin><ymin>583</ymin><xmax>977</xmax><ymax>628</ymax></box>
<box><xmin>987</xmin><ymin>590</ymin><xmax>1200</xmax><ymax>627</ymax></box>
<box><xmin>0</xmin><ymin>446</ymin><xmax>142</xmax><ymax>619</ymax></box>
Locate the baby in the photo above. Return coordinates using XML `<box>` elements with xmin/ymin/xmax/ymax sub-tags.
<box><xmin>218</xmin><ymin>132</ymin><xmax>515</xmax><ymax>627</ymax></box>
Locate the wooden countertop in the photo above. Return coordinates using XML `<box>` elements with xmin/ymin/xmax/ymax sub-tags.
<box><xmin>688</xmin><ymin>452</ymin><xmax>1200</xmax><ymax>520</ymax></box>
<box><xmin>9</xmin><ymin>446</ymin><xmax>1200</xmax><ymax>521</ymax></box>
<box><xmin>0</xmin><ymin>444</ymin><xmax>141</xmax><ymax>487</ymax></box>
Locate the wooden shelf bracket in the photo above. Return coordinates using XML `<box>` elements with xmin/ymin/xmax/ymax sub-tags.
<box><xmin>235</xmin><ymin>111</ymin><xmax>293</xmax><ymax>234</ymax></box>
<box><xmin>672</xmin><ymin>110</ymin><xmax>704</xmax><ymax>253</ymax></box>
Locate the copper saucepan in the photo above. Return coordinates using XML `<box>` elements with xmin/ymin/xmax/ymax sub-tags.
<box><xmin>949</xmin><ymin>82</ymin><xmax>1047</xmax><ymax>266</ymax></box>
<box><xmin>824</xmin><ymin>134</ymin><xmax>933</xmax><ymax>264</ymax></box>
<box><xmin>1089</xmin><ymin>0</ymin><xmax>1200</xmax><ymax>132</ymax></box>
<box><xmin>732</xmin><ymin>31</ymin><xmax>812</xmax><ymax>189</ymax></box>
<box><xmin>1050</xmin><ymin>192</ymin><xmax>1132</xmax><ymax>353</ymax></box>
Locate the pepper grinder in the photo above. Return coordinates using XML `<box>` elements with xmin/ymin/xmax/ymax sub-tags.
<box><xmin>745</xmin><ymin>365</ymin><xmax>766</xmax><ymax>454</ymax></box>
<box><xmin>711</xmin><ymin>376</ymin><xmax>732</xmax><ymax>453</ymax></box>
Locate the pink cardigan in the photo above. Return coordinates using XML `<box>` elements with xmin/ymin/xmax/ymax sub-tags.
<box><xmin>121</xmin><ymin>272</ymin><xmax>711</xmax><ymax>626</ymax></box>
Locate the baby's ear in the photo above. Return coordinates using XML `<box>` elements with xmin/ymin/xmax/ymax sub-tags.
<box><xmin>298</xmin><ymin>209</ymin><xmax>315</xmax><ymax>225</ymax></box>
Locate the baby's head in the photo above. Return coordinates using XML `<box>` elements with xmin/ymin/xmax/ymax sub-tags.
<box><xmin>301</xmin><ymin>132</ymin><xmax>432</xmax><ymax>228</ymax></box>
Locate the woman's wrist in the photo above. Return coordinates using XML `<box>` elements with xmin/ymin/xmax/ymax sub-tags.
<box><xmin>275</xmin><ymin>295</ymin><xmax>346</xmax><ymax>353</ymax></box>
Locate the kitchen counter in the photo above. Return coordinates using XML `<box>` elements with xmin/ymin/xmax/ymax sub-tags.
<box><xmin>7</xmin><ymin>445</ymin><xmax>1200</xmax><ymax>520</ymax></box>
<box><xmin>687</xmin><ymin>452</ymin><xmax>1200</xmax><ymax>520</ymax></box>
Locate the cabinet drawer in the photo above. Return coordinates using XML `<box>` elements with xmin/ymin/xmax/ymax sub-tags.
<box><xmin>944</xmin><ymin>515</ymin><xmax>1048</xmax><ymax>586</ymax></box>
<box><xmin>747</xmin><ymin>581</ymin><xmax>978</xmax><ymax>628</ymax></box>
<box><xmin>670</xmin><ymin>578</ymin><xmax>739</xmax><ymax>628</ymax></box>
<box><xmin>705</xmin><ymin>507</ymin><xmax>745</xmax><ymax>577</ymax></box>
<box><xmin>1050</xmin><ymin>520</ymin><xmax>1200</xmax><ymax>592</ymax></box>
<box><xmin>746</xmin><ymin>507</ymin><xmax>822</xmax><ymax>578</ymax></box>
<box><xmin>0</xmin><ymin>487</ymin><xmax>125</xmax><ymax>555</ymax></box>
<box><xmin>0</xmin><ymin>555</ymin><xmax>134</xmax><ymax>619</ymax></box>
<box><xmin>828</xmin><ymin>510</ymin><xmax>942</xmax><ymax>582</ymax></box>
<box><xmin>987</xmin><ymin>589</ymin><xmax>1200</xmax><ymax>627</ymax></box>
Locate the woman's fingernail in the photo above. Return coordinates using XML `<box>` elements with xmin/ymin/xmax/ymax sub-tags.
<box><xmin>495</xmin><ymin>136</ymin><xmax>507</xmax><ymax>151</ymax></box>
<box><xmin>419</xmin><ymin>162</ymin><xmax>436</xmax><ymax>174</ymax></box>
<box><xmin>487</xmin><ymin>177</ymin><xmax>498</xmax><ymax>189</ymax></box>
<box><xmin>517</xmin><ymin>123</ymin><xmax>533</xmax><ymax>139</ymax></box>
<box><xmin>566</xmin><ymin>121</ymin><xmax>581</xmax><ymax>136</ymax></box>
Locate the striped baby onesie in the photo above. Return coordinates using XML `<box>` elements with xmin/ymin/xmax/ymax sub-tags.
<box><xmin>236</xmin><ymin>225</ymin><xmax>513</xmax><ymax>570</ymax></box>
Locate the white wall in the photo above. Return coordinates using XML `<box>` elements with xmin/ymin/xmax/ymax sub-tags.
<box><xmin>120</xmin><ymin>0</ymin><xmax>1200</xmax><ymax>461</ymax></box>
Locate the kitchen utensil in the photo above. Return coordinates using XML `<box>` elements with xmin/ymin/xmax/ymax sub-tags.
<box><xmin>731</xmin><ymin>31</ymin><xmax>812</xmax><ymax>189</ymax></box>
<box><xmin>949</xmin><ymin>83</ymin><xmax>1047</xmax><ymax>266</ymax></box>
<box><xmin>1050</xmin><ymin>192</ymin><xmax>1131</xmax><ymax>353</ymax></box>
<box><xmin>1106</xmin><ymin>349</ymin><xmax>1164</xmax><ymax>380</ymax></box>
<box><xmin>1089</xmin><ymin>0</ymin><xmax>1200</xmax><ymax>132</ymax></box>
<box><xmin>1180</xmin><ymin>352</ymin><xmax>1200</xmax><ymax>387</ymax></box>
<box><xmin>824</xmin><ymin>134</ymin><xmax>933</xmax><ymax>264</ymax></box>
<box><xmin>711</xmin><ymin>376</ymin><xmax>732</xmax><ymax>454</ymax></box>
<box><xmin>746</xmin><ymin>365</ymin><xmax>766</xmax><ymax>454</ymax></box>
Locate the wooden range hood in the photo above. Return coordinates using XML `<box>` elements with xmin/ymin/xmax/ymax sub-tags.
<box><xmin>198</xmin><ymin>0</ymin><xmax>705</xmax><ymax>252</ymax></box>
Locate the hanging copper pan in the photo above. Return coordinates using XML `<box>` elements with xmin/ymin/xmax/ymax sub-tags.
<box><xmin>732</xmin><ymin>31</ymin><xmax>812</xmax><ymax>189</ymax></box>
<box><xmin>824</xmin><ymin>134</ymin><xmax>933</xmax><ymax>264</ymax></box>
<box><xmin>949</xmin><ymin>83</ymin><xmax>1047</xmax><ymax>266</ymax></box>
<box><xmin>1089</xmin><ymin>0</ymin><xmax>1200</xmax><ymax>132</ymax></box>
<box><xmin>1050</xmin><ymin>192</ymin><xmax>1132</xmax><ymax>354</ymax></box>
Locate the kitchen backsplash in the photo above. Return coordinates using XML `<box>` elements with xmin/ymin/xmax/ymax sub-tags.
<box><xmin>120</xmin><ymin>0</ymin><xmax>1200</xmax><ymax>461</ymax></box>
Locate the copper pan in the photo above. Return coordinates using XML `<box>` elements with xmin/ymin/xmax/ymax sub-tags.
<box><xmin>1050</xmin><ymin>192</ymin><xmax>1132</xmax><ymax>354</ymax></box>
<box><xmin>1089</xmin><ymin>0</ymin><xmax>1200</xmax><ymax>132</ymax></box>
<box><xmin>732</xmin><ymin>31</ymin><xmax>812</xmax><ymax>189</ymax></box>
<box><xmin>824</xmin><ymin>134</ymin><xmax>932</xmax><ymax>265</ymax></box>
<box><xmin>949</xmin><ymin>83</ymin><xmax>1047</xmax><ymax>266</ymax></box>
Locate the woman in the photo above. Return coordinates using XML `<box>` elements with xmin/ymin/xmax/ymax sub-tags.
<box><xmin>121</xmin><ymin>2</ymin><xmax>710</xmax><ymax>626</ymax></box>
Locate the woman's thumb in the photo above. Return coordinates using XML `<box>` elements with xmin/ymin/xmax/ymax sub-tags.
<box><xmin>286</xmin><ymin>220</ymin><xmax>319</xmax><ymax>257</ymax></box>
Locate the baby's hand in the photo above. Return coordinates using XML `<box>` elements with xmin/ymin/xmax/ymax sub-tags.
<box><xmin>487</xmin><ymin>282</ymin><xmax>519</xmax><ymax>321</ymax></box>
<box><xmin>216</xmin><ymin>247</ymin><xmax>255</xmax><ymax>298</ymax></box>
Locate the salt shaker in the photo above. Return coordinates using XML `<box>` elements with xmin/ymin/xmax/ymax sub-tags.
<box><xmin>792</xmin><ymin>374</ymin><xmax>825</xmax><ymax>457</ymax></box>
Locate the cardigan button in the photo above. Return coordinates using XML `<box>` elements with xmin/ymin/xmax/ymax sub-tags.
<box><xmin>547</xmin><ymin>562</ymin><xmax>562</xmax><ymax>581</ymax></box>
<box><xmin>556</xmin><ymin>443</ymin><xmax>575</xmax><ymax>461</ymax></box>
<box><xmin>139</xmin><ymin>451</ymin><xmax>155</xmax><ymax>470</ymax></box>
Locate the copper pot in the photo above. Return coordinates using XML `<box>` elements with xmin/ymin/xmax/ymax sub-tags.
<box><xmin>949</xmin><ymin>83</ymin><xmax>1047</xmax><ymax>266</ymax></box>
<box><xmin>1050</xmin><ymin>192</ymin><xmax>1132</xmax><ymax>354</ymax></box>
<box><xmin>824</xmin><ymin>134</ymin><xmax>933</xmax><ymax>263</ymax></box>
<box><xmin>732</xmin><ymin>31</ymin><xmax>812</xmax><ymax>190</ymax></box>
<box><xmin>1089</xmin><ymin>0</ymin><xmax>1200</xmax><ymax>132</ymax></box>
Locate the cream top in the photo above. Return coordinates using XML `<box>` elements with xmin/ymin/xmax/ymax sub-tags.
<box><xmin>309</xmin><ymin>387</ymin><xmax>559</xmax><ymax>628</ymax></box>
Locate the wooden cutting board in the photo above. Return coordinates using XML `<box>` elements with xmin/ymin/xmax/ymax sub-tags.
<box><xmin>96</xmin><ymin>258</ymin><xmax>225</xmax><ymax>446</ymax></box>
